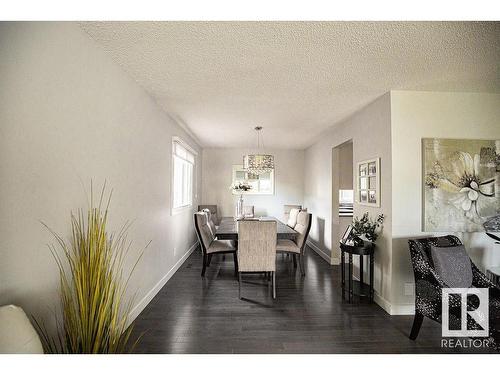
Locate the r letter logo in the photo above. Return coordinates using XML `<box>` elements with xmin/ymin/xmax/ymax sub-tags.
<box><xmin>442</xmin><ymin>288</ymin><xmax>489</xmax><ymax>337</ymax></box>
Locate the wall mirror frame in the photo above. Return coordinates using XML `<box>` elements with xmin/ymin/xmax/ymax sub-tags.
<box><xmin>356</xmin><ymin>157</ymin><xmax>380</xmax><ymax>207</ymax></box>
<box><xmin>232</xmin><ymin>164</ymin><xmax>275</xmax><ymax>195</ymax></box>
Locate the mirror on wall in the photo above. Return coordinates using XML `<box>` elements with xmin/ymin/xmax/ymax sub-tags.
<box><xmin>232</xmin><ymin>164</ymin><xmax>275</xmax><ymax>195</ymax></box>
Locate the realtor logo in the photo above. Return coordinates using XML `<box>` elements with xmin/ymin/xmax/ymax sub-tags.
<box><xmin>442</xmin><ymin>288</ymin><xmax>489</xmax><ymax>337</ymax></box>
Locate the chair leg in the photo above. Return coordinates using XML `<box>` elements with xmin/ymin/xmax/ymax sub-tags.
<box><xmin>201</xmin><ymin>254</ymin><xmax>207</xmax><ymax>277</ymax></box>
<box><xmin>272</xmin><ymin>271</ymin><xmax>276</xmax><ymax>299</ymax></box>
<box><xmin>207</xmin><ymin>254</ymin><xmax>212</xmax><ymax>267</ymax></box>
<box><xmin>233</xmin><ymin>252</ymin><xmax>238</xmax><ymax>276</ymax></box>
<box><xmin>293</xmin><ymin>254</ymin><xmax>297</xmax><ymax>268</ymax></box>
<box><xmin>238</xmin><ymin>272</ymin><xmax>242</xmax><ymax>299</ymax></box>
<box><xmin>409</xmin><ymin>312</ymin><xmax>424</xmax><ymax>340</ymax></box>
<box><xmin>299</xmin><ymin>254</ymin><xmax>305</xmax><ymax>276</ymax></box>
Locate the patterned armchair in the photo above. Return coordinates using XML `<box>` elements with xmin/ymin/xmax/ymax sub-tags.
<box><xmin>408</xmin><ymin>235</ymin><xmax>500</xmax><ymax>349</ymax></box>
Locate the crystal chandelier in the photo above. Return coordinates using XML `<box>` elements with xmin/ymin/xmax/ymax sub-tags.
<box><xmin>243</xmin><ymin>126</ymin><xmax>274</xmax><ymax>175</ymax></box>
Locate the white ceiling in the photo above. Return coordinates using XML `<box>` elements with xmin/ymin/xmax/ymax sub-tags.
<box><xmin>80</xmin><ymin>22</ymin><xmax>500</xmax><ymax>149</ymax></box>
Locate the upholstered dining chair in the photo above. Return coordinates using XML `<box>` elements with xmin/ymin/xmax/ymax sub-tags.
<box><xmin>237</xmin><ymin>220</ymin><xmax>277</xmax><ymax>299</ymax></box>
<box><xmin>194</xmin><ymin>212</ymin><xmax>238</xmax><ymax>277</ymax></box>
<box><xmin>243</xmin><ymin>205</ymin><xmax>255</xmax><ymax>218</ymax></box>
<box><xmin>277</xmin><ymin>211</ymin><xmax>312</xmax><ymax>276</ymax></box>
<box><xmin>408</xmin><ymin>235</ymin><xmax>500</xmax><ymax>349</ymax></box>
<box><xmin>197</xmin><ymin>205</ymin><xmax>220</xmax><ymax>225</ymax></box>
<box><xmin>201</xmin><ymin>208</ymin><xmax>218</xmax><ymax>236</ymax></box>
<box><xmin>286</xmin><ymin>208</ymin><xmax>301</xmax><ymax>228</ymax></box>
<box><xmin>283</xmin><ymin>204</ymin><xmax>302</xmax><ymax>224</ymax></box>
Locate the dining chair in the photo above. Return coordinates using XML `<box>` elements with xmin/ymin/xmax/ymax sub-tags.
<box><xmin>277</xmin><ymin>211</ymin><xmax>312</xmax><ymax>276</ymax></box>
<box><xmin>197</xmin><ymin>205</ymin><xmax>220</xmax><ymax>225</ymax></box>
<box><xmin>201</xmin><ymin>208</ymin><xmax>218</xmax><ymax>236</ymax></box>
<box><xmin>243</xmin><ymin>205</ymin><xmax>255</xmax><ymax>218</ymax></box>
<box><xmin>237</xmin><ymin>220</ymin><xmax>277</xmax><ymax>299</ymax></box>
<box><xmin>283</xmin><ymin>204</ymin><xmax>302</xmax><ymax>224</ymax></box>
<box><xmin>286</xmin><ymin>208</ymin><xmax>301</xmax><ymax>228</ymax></box>
<box><xmin>194</xmin><ymin>212</ymin><xmax>238</xmax><ymax>277</ymax></box>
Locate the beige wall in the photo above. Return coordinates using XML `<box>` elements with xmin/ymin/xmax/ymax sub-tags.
<box><xmin>303</xmin><ymin>93</ymin><xmax>393</xmax><ymax>310</ymax></box>
<box><xmin>390</xmin><ymin>91</ymin><xmax>500</xmax><ymax>312</ymax></box>
<box><xmin>0</xmin><ymin>22</ymin><xmax>201</xmax><ymax>328</ymax></box>
<box><xmin>202</xmin><ymin>148</ymin><xmax>304</xmax><ymax>220</ymax></box>
<box><xmin>337</xmin><ymin>141</ymin><xmax>354</xmax><ymax>255</ymax></box>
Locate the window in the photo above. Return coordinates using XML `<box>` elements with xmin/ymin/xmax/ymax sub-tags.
<box><xmin>231</xmin><ymin>164</ymin><xmax>274</xmax><ymax>195</ymax></box>
<box><xmin>172</xmin><ymin>138</ymin><xmax>196</xmax><ymax>213</ymax></box>
<box><xmin>339</xmin><ymin>189</ymin><xmax>354</xmax><ymax>217</ymax></box>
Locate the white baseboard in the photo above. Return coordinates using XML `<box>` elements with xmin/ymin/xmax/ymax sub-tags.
<box><xmin>390</xmin><ymin>303</ymin><xmax>415</xmax><ymax>315</ymax></box>
<box><xmin>373</xmin><ymin>292</ymin><xmax>414</xmax><ymax>315</ymax></box>
<box><xmin>128</xmin><ymin>242</ymin><xmax>198</xmax><ymax>324</ymax></box>
<box><xmin>374</xmin><ymin>292</ymin><xmax>392</xmax><ymax>314</ymax></box>
<box><xmin>307</xmin><ymin>240</ymin><xmax>337</xmax><ymax>264</ymax></box>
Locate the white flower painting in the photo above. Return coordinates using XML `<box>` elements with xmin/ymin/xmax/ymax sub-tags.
<box><xmin>423</xmin><ymin>138</ymin><xmax>500</xmax><ymax>232</ymax></box>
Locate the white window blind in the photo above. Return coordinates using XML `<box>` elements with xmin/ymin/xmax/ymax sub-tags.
<box><xmin>172</xmin><ymin>139</ymin><xmax>195</xmax><ymax>211</ymax></box>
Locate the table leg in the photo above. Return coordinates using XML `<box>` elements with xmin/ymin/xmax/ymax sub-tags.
<box><xmin>348</xmin><ymin>253</ymin><xmax>353</xmax><ymax>303</ymax></box>
<box><xmin>360</xmin><ymin>254</ymin><xmax>364</xmax><ymax>286</ymax></box>
<box><xmin>341</xmin><ymin>249</ymin><xmax>345</xmax><ymax>300</ymax></box>
<box><xmin>370</xmin><ymin>253</ymin><xmax>374</xmax><ymax>302</ymax></box>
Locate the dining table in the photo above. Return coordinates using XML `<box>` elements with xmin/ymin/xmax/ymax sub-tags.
<box><xmin>215</xmin><ymin>216</ymin><xmax>298</xmax><ymax>241</ymax></box>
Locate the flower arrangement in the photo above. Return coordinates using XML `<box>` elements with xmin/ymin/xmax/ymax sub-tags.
<box><xmin>350</xmin><ymin>212</ymin><xmax>385</xmax><ymax>244</ymax></box>
<box><xmin>230</xmin><ymin>181</ymin><xmax>252</xmax><ymax>192</ymax></box>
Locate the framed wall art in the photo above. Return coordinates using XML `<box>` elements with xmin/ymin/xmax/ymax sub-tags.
<box><xmin>356</xmin><ymin>158</ymin><xmax>380</xmax><ymax>207</ymax></box>
<box><xmin>422</xmin><ymin>138</ymin><xmax>500</xmax><ymax>232</ymax></box>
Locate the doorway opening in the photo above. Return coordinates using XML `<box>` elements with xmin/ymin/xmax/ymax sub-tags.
<box><xmin>331</xmin><ymin>140</ymin><xmax>353</xmax><ymax>264</ymax></box>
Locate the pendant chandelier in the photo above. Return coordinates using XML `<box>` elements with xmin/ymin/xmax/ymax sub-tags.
<box><xmin>243</xmin><ymin>126</ymin><xmax>274</xmax><ymax>175</ymax></box>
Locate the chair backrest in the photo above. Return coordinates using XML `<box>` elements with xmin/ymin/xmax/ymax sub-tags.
<box><xmin>243</xmin><ymin>205</ymin><xmax>254</xmax><ymax>218</ymax></box>
<box><xmin>283</xmin><ymin>204</ymin><xmax>302</xmax><ymax>223</ymax></box>
<box><xmin>294</xmin><ymin>211</ymin><xmax>312</xmax><ymax>251</ymax></box>
<box><xmin>198</xmin><ymin>205</ymin><xmax>220</xmax><ymax>225</ymax></box>
<box><xmin>238</xmin><ymin>220</ymin><xmax>277</xmax><ymax>272</ymax></box>
<box><xmin>194</xmin><ymin>212</ymin><xmax>215</xmax><ymax>254</ymax></box>
<box><xmin>408</xmin><ymin>235</ymin><xmax>463</xmax><ymax>268</ymax></box>
<box><xmin>287</xmin><ymin>208</ymin><xmax>301</xmax><ymax>228</ymax></box>
<box><xmin>201</xmin><ymin>208</ymin><xmax>217</xmax><ymax>236</ymax></box>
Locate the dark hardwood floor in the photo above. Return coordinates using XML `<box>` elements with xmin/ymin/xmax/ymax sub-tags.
<box><xmin>131</xmin><ymin>247</ymin><xmax>493</xmax><ymax>354</ymax></box>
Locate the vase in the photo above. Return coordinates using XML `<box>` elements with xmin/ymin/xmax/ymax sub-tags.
<box><xmin>235</xmin><ymin>194</ymin><xmax>244</xmax><ymax>219</ymax></box>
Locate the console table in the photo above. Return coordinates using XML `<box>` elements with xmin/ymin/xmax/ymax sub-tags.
<box><xmin>340</xmin><ymin>240</ymin><xmax>374</xmax><ymax>303</ymax></box>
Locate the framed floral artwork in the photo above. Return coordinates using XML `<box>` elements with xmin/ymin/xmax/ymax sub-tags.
<box><xmin>422</xmin><ymin>138</ymin><xmax>500</xmax><ymax>232</ymax></box>
<box><xmin>356</xmin><ymin>158</ymin><xmax>380</xmax><ymax>207</ymax></box>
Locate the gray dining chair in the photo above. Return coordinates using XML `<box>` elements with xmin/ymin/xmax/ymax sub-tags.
<box><xmin>277</xmin><ymin>211</ymin><xmax>312</xmax><ymax>276</ymax></box>
<box><xmin>197</xmin><ymin>205</ymin><xmax>220</xmax><ymax>225</ymax></box>
<box><xmin>201</xmin><ymin>208</ymin><xmax>218</xmax><ymax>236</ymax></box>
<box><xmin>286</xmin><ymin>208</ymin><xmax>301</xmax><ymax>228</ymax></box>
<box><xmin>237</xmin><ymin>220</ymin><xmax>277</xmax><ymax>299</ymax></box>
<box><xmin>194</xmin><ymin>212</ymin><xmax>237</xmax><ymax>277</ymax></box>
<box><xmin>283</xmin><ymin>204</ymin><xmax>302</xmax><ymax>224</ymax></box>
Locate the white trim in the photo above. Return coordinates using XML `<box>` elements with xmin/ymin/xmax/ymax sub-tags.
<box><xmin>127</xmin><ymin>242</ymin><xmax>198</xmax><ymax>325</ymax></box>
<box><xmin>373</xmin><ymin>291</ymin><xmax>415</xmax><ymax>315</ymax></box>
<box><xmin>373</xmin><ymin>292</ymin><xmax>392</xmax><ymax>314</ymax></box>
<box><xmin>171</xmin><ymin>135</ymin><xmax>197</xmax><ymax>216</ymax></box>
<box><xmin>390</xmin><ymin>303</ymin><xmax>415</xmax><ymax>316</ymax></box>
<box><xmin>172</xmin><ymin>135</ymin><xmax>198</xmax><ymax>156</ymax></box>
<box><xmin>307</xmin><ymin>240</ymin><xmax>339</xmax><ymax>265</ymax></box>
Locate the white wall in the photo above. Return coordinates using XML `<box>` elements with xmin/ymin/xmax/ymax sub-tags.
<box><xmin>202</xmin><ymin>148</ymin><xmax>304</xmax><ymax>219</ymax></box>
<box><xmin>0</xmin><ymin>22</ymin><xmax>201</xmax><ymax>329</ymax></box>
<box><xmin>390</xmin><ymin>91</ymin><xmax>500</xmax><ymax>312</ymax></box>
<box><xmin>303</xmin><ymin>93</ymin><xmax>393</xmax><ymax>310</ymax></box>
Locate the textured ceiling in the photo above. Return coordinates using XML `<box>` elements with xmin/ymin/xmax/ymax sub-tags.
<box><xmin>80</xmin><ymin>22</ymin><xmax>500</xmax><ymax>149</ymax></box>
